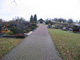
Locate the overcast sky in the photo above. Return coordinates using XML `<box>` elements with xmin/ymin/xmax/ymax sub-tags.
<box><xmin>0</xmin><ymin>0</ymin><xmax>80</xmax><ymax>21</ymax></box>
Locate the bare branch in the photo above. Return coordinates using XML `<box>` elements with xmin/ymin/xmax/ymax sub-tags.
<box><xmin>11</xmin><ymin>0</ymin><xmax>17</xmax><ymax>5</ymax></box>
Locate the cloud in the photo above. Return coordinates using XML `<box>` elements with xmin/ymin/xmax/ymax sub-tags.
<box><xmin>0</xmin><ymin>0</ymin><xmax>80</xmax><ymax>21</ymax></box>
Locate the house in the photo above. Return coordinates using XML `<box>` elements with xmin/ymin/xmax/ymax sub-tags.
<box><xmin>38</xmin><ymin>18</ymin><xmax>45</xmax><ymax>24</ymax></box>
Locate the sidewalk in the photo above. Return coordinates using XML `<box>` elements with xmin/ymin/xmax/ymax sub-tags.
<box><xmin>1</xmin><ymin>24</ymin><xmax>62</xmax><ymax>60</ymax></box>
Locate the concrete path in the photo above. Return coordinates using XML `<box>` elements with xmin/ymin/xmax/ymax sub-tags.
<box><xmin>1</xmin><ymin>24</ymin><xmax>62</xmax><ymax>60</ymax></box>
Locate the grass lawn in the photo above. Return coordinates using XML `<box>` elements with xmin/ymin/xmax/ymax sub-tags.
<box><xmin>48</xmin><ymin>29</ymin><xmax>80</xmax><ymax>60</ymax></box>
<box><xmin>0</xmin><ymin>38</ymin><xmax>23</xmax><ymax>59</ymax></box>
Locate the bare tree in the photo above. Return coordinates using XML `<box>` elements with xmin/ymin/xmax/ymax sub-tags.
<box><xmin>12</xmin><ymin>0</ymin><xmax>17</xmax><ymax>5</ymax></box>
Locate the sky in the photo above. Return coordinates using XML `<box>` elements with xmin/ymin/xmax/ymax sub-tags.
<box><xmin>0</xmin><ymin>0</ymin><xmax>80</xmax><ymax>21</ymax></box>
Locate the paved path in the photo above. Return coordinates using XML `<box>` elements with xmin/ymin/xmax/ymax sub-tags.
<box><xmin>1</xmin><ymin>24</ymin><xmax>62</xmax><ymax>60</ymax></box>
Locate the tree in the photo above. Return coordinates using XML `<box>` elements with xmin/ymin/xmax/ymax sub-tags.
<box><xmin>59</xmin><ymin>18</ymin><xmax>66</xmax><ymax>23</ymax></box>
<box><xmin>53</xmin><ymin>18</ymin><xmax>58</xmax><ymax>22</ymax></box>
<box><xmin>30</xmin><ymin>15</ymin><xmax>34</xmax><ymax>22</ymax></box>
<box><xmin>11</xmin><ymin>17</ymin><xmax>25</xmax><ymax>24</ymax></box>
<box><xmin>12</xmin><ymin>0</ymin><xmax>17</xmax><ymax>5</ymax></box>
<box><xmin>58</xmin><ymin>18</ymin><xmax>63</xmax><ymax>23</ymax></box>
<box><xmin>19</xmin><ymin>17</ymin><xmax>25</xmax><ymax>24</ymax></box>
<box><xmin>33</xmin><ymin>14</ymin><xmax>37</xmax><ymax>23</ymax></box>
<box><xmin>62</xmin><ymin>19</ymin><xmax>66</xmax><ymax>23</ymax></box>
<box><xmin>67</xmin><ymin>19</ymin><xmax>73</xmax><ymax>24</ymax></box>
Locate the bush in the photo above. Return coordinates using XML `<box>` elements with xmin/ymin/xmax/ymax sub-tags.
<box><xmin>24</xmin><ymin>30</ymin><xmax>27</xmax><ymax>33</ymax></box>
<box><xmin>15</xmin><ymin>34</ymin><xmax>25</xmax><ymax>38</ymax></box>
<box><xmin>24</xmin><ymin>23</ymin><xmax>37</xmax><ymax>33</ymax></box>
<box><xmin>31</xmin><ymin>26</ymin><xmax>36</xmax><ymax>29</ymax></box>
<box><xmin>4</xmin><ymin>28</ymin><xmax>8</xmax><ymax>31</ymax></box>
<box><xmin>32</xmin><ymin>24</ymin><xmax>37</xmax><ymax>26</ymax></box>
<box><xmin>16</xmin><ymin>35</ymin><xmax>25</xmax><ymax>38</ymax></box>
<box><xmin>24</xmin><ymin>28</ymin><xmax>32</xmax><ymax>33</ymax></box>
<box><xmin>10</xmin><ymin>26</ymin><xmax>16</xmax><ymax>34</ymax></box>
<box><xmin>6</xmin><ymin>31</ymin><xmax>14</xmax><ymax>36</ymax></box>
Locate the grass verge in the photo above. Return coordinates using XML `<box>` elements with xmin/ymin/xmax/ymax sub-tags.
<box><xmin>0</xmin><ymin>38</ymin><xmax>23</xmax><ymax>59</ymax></box>
<box><xmin>48</xmin><ymin>29</ymin><xmax>80</xmax><ymax>60</ymax></box>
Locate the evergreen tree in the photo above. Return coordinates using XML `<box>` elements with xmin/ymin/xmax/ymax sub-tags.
<box><xmin>30</xmin><ymin>15</ymin><xmax>34</xmax><ymax>22</ymax></box>
<box><xmin>33</xmin><ymin>14</ymin><xmax>37</xmax><ymax>23</ymax></box>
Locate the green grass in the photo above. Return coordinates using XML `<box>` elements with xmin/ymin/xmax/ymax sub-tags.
<box><xmin>48</xmin><ymin>29</ymin><xmax>80</xmax><ymax>60</ymax></box>
<box><xmin>0</xmin><ymin>38</ymin><xmax>23</xmax><ymax>59</ymax></box>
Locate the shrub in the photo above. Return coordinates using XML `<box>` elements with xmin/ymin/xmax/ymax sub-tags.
<box><xmin>31</xmin><ymin>26</ymin><xmax>36</xmax><ymax>29</ymax></box>
<box><xmin>32</xmin><ymin>24</ymin><xmax>37</xmax><ymax>26</ymax></box>
<box><xmin>25</xmin><ymin>28</ymin><xmax>32</xmax><ymax>33</ymax></box>
<box><xmin>6</xmin><ymin>31</ymin><xmax>14</xmax><ymax>36</ymax></box>
<box><xmin>10</xmin><ymin>26</ymin><xmax>16</xmax><ymax>34</ymax></box>
<box><xmin>24</xmin><ymin>30</ymin><xmax>27</xmax><ymax>33</ymax></box>
<box><xmin>16</xmin><ymin>35</ymin><xmax>25</xmax><ymax>38</ymax></box>
<box><xmin>15</xmin><ymin>34</ymin><xmax>25</xmax><ymax>38</ymax></box>
<box><xmin>4</xmin><ymin>28</ymin><xmax>8</xmax><ymax>31</ymax></box>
